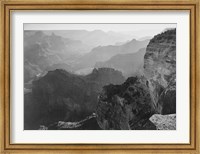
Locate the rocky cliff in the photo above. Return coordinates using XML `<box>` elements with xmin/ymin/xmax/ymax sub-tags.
<box><xmin>144</xmin><ymin>29</ymin><xmax>176</xmax><ymax>114</ymax></box>
<box><xmin>96</xmin><ymin>29</ymin><xmax>176</xmax><ymax>129</ymax></box>
<box><xmin>96</xmin><ymin>77</ymin><xmax>156</xmax><ymax>130</ymax></box>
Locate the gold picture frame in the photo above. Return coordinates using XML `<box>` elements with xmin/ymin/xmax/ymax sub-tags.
<box><xmin>0</xmin><ymin>0</ymin><xmax>199</xmax><ymax>153</ymax></box>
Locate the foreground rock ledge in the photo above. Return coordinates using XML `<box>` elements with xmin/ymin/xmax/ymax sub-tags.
<box><xmin>39</xmin><ymin>113</ymin><xmax>101</xmax><ymax>130</ymax></box>
<box><xmin>150</xmin><ymin>114</ymin><xmax>176</xmax><ymax>130</ymax></box>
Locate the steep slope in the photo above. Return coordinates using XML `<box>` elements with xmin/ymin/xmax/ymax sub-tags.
<box><xmin>75</xmin><ymin>39</ymin><xmax>149</xmax><ymax>70</ymax></box>
<box><xmin>144</xmin><ymin>29</ymin><xmax>176</xmax><ymax>114</ymax></box>
<box><xmin>95</xmin><ymin>48</ymin><xmax>146</xmax><ymax>77</ymax></box>
<box><xmin>24</xmin><ymin>68</ymin><xmax>125</xmax><ymax>129</ymax></box>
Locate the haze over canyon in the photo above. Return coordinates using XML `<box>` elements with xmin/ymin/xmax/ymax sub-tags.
<box><xmin>24</xmin><ymin>26</ymin><xmax>176</xmax><ymax>130</ymax></box>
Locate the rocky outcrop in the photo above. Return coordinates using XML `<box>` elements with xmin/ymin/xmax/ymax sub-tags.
<box><xmin>150</xmin><ymin>114</ymin><xmax>176</xmax><ymax>130</ymax></box>
<box><xmin>85</xmin><ymin>68</ymin><xmax>125</xmax><ymax>86</ymax></box>
<box><xmin>24</xmin><ymin>68</ymin><xmax>125</xmax><ymax>129</ymax></box>
<box><xmin>45</xmin><ymin>113</ymin><xmax>101</xmax><ymax>130</ymax></box>
<box><xmin>96</xmin><ymin>77</ymin><xmax>155</xmax><ymax>130</ymax></box>
<box><xmin>144</xmin><ymin>29</ymin><xmax>176</xmax><ymax>114</ymax></box>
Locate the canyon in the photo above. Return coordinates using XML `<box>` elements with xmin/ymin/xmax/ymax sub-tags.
<box><xmin>24</xmin><ymin>29</ymin><xmax>176</xmax><ymax>130</ymax></box>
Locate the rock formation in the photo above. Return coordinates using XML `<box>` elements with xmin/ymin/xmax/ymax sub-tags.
<box><xmin>96</xmin><ymin>29</ymin><xmax>176</xmax><ymax>130</ymax></box>
<box><xmin>46</xmin><ymin>113</ymin><xmax>101</xmax><ymax>130</ymax></box>
<box><xmin>96</xmin><ymin>77</ymin><xmax>156</xmax><ymax>130</ymax></box>
<box><xmin>144</xmin><ymin>29</ymin><xmax>176</xmax><ymax>114</ymax></box>
<box><xmin>149</xmin><ymin>114</ymin><xmax>176</xmax><ymax>130</ymax></box>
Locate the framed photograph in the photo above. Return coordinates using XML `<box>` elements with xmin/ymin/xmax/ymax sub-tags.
<box><xmin>0</xmin><ymin>0</ymin><xmax>199</xmax><ymax>153</ymax></box>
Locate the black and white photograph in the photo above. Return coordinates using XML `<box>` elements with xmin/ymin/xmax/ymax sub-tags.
<box><xmin>24</xmin><ymin>24</ymin><xmax>176</xmax><ymax>130</ymax></box>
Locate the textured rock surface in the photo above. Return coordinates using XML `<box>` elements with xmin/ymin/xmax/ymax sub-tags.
<box><xmin>96</xmin><ymin>77</ymin><xmax>155</xmax><ymax>130</ymax></box>
<box><xmin>144</xmin><ymin>29</ymin><xmax>176</xmax><ymax>114</ymax></box>
<box><xmin>150</xmin><ymin>114</ymin><xmax>176</xmax><ymax>130</ymax></box>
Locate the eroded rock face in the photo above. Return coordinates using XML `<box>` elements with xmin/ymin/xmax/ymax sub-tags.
<box><xmin>96</xmin><ymin>77</ymin><xmax>155</xmax><ymax>130</ymax></box>
<box><xmin>144</xmin><ymin>29</ymin><xmax>176</xmax><ymax>114</ymax></box>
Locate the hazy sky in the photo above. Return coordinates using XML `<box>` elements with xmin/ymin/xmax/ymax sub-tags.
<box><xmin>24</xmin><ymin>24</ymin><xmax>176</xmax><ymax>38</ymax></box>
<box><xmin>24</xmin><ymin>23</ymin><xmax>176</xmax><ymax>31</ymax></box>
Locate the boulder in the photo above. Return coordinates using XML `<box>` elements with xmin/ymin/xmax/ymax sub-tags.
<box><xmin>150</xmin><ymin>114</ymin><xmax>176</xmax><ymax>130</ymax></box>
